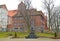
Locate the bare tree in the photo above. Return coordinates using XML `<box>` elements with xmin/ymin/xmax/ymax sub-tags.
<box><xmin>51</xmin><ymin>7</ymin><xmax>60</xmax><ymax>37</ymax></box>
<box><xmin>19</xmin><ymin>0</ymin><xmax>32</xmax><ymax>32</ymax></box>
<box><xmin>42</xmin><ymin>0</ymin><xmax>54</xmax><ymax>30</ymax></box>
<box><xmin>24</xmin><ymin>0</ymin><xmax>31</xmax><ymax>9</ymax></box>
<box><xmin>13</xmin><ymin>0</ymin><xmax>31</xmax><ymax>38</ymax></box>
<box><xmin>24</xmin><ymin>0</ymin><xmax>31</xmax><ymax>30</ymax></box>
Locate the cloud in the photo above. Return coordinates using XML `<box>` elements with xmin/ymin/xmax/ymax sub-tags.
<box><xmin>31</xmin><ymin>0</ymin><xmax>42</xmax><ymax>10</ymax></box>
<box><xmin>0</xmin><ymin>0</ymin><xmax>5</xmax><ymax>4</ymax></box>
<box><xmin>0</xmin><ymin>0</ymin><xmax>60</xmax><ymax>10</ymax></box>
<box><xmin>5</xmin><ymin>0</ymin><xmax>20</xmax><ymax>10</ymax></box>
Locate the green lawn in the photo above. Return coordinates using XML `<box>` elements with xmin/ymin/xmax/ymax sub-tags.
<box><xmin>35</xmin><ymin>32</ymin><xmax>54</xmax><ymax>37</ymax></box>
<box><xmin>14</xmin><ymin>32</ymin><xmax>29</xmax><ymax>38</ymax></box>
<box><xmin>0</xmin><ymin>32</ymin><xmax>9</xmax><ymax>38</ymax></box>
<box><xmin>0</xmin><ymin>32</ymin><xmax>55</xmax><ymax>38</ymax></box>
<box><xmin>0</xmin><ymin>32</ymin><xmax>29</xmax><ymax>38</ymax></box>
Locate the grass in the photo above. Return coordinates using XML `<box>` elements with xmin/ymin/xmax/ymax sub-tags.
<box><xmin>0</xmin><ymin>32</ymin><xmax>56</xmax><ymax>38</ymax></box>
<box><xmin>0</xmin><ymin>32</ymin><xmax>29</xmax><ymax>38</ymax></box>
<box><xmin>35</xmin><ymin>32</ymin><xmax>54</xmax><ymax>37</ymax></box>
<box><xmin>0</xmin><ymin>32</ymin><xmax>9</xmax><ymax>38</ymax></box>
<box><xmin>14</xmin><ymin>32</ymin><xmax>29</xmax><ymax>38</ymax></box>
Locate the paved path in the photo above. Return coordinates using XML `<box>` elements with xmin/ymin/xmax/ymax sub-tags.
<box><xmin>0</xmin><ymin>37</ymin><xmax>60</xmax><ymax>41</ymax></box>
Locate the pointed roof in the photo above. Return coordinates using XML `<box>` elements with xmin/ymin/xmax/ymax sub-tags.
<box><xmin>8</xmin><ymin>10</ymin><xmax>18</xmax><ymax>17</ymax></box>
<box><xmin>0</xmin><ymin>4</ymin><xmax>8</xmax><ymax>10</ymax></box>
<box><xmin>20</xmin><ymin>1</ymin><xmax>24</xmax><ymax>4</ymax></box>
<box><xmin>18</xmin><ymin>1</ymin><xmax>25</xmax><ymax>7</ymax></box>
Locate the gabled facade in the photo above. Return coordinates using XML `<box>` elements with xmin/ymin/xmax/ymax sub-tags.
<box><xmin>11</xmin><ymin>2</ymin><xmax>28</xmax><ymax>32</ymax></box>
<box><xmin>30</xmin><ymin>9</ymin><xmax>48</xmax><ymax>32</ymax></box>
<box><xmin>8</xmin><ymin>2</ymin><xmax>48</xmax><ymax>32</ymax></box>
<box><xmin>7</xmin><ymin>10</ymin><xmax>18</xmax><ymax>31</ymax></box>
<box><xmin>12</xmin><ymin>13</ymin><xmax>28</xmax><ymax>32</ymax></box>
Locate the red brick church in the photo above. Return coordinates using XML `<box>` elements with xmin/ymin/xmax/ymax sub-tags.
<box><xmin>7</xmin><ymin>2</ymin><xmax>48</xmax><ymax>32</ymax></box>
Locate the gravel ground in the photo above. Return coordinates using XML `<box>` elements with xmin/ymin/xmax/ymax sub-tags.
<box><xmin>0</xmin><ymin>37</ymin><xmax>60</xmax><ymax>41</ymax></box>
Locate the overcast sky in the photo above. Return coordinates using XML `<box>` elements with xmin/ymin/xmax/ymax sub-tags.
<box><xmin>0</xmin><ymin>0</ymin><xmax>60</xmax><ymax>11</ymax></box>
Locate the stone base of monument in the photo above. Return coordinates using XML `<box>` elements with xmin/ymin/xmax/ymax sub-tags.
<box><xmin>26</xmin><ymin>32</ymin><xmax>38</xmax><ymax>39</ymax></box>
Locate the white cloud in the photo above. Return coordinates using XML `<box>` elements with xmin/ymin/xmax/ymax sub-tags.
<box><xmin>0</xmin><ymin>0</ymin><xmax>5</xmax><ymax>4</ymax></box>
<box><xmin>5</xmin><ymin>0</ymin><xmax>20</xmax><ymax>10</ymax></box>
<box><xmin>31</xmin><ymin>0</ymin><xmax>43</xmax><ymax>11</ymax></box>
<box><xmin>54</xmin><ymin>0</ymin><xmax>60</xmax><ymax>7</ymax></box>
<box><xmin>0</xmin><ymin>0</ymin><xmax>60</xmax><ymax>10</ymax></box>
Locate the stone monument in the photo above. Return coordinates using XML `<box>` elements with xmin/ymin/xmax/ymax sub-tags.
<box><xmin>26</xmin><ymin>27</ymin><xmax>38</xmax><ymax>38</ymax></box>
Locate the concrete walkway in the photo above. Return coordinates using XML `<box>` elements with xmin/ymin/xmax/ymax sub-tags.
<box><xmin>0</xmin><ymin>37</ymin><xmax>60</xmax><ymax>41</ymax></box>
